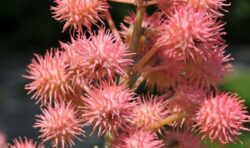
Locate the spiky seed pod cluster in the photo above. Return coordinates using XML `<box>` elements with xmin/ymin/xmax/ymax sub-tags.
<box><xmin>138</xmin><ymin>5</ymin><xmax>231</xmax><ymax>91</ymax></box>
<box><xmin>82</xmin><ymin>82</ymin><xmax>136</xmax><ymax>136</ymax></box>
<box><xmin>51</xmin><ymin>0</ymin><xmax>109</xmax><ymax>32</ymax></box>
<box><xmin>34</xmin><ymin>101</ymin><xmax>84</xmax><ymax>148</ymax></box>
<box><xmin>18</xmin><ymin>0</ymin><xmax>250</xmax><ymax>147</ymax></box>
<box><xmin>6</xmin><ymin>137</ymin><xmax>43</xmax><ymax>148</ymax></box>
<box><xmin>194</xmin><ymin>93</ymin><xmax>250</xmax><ymax>144</ymax></box>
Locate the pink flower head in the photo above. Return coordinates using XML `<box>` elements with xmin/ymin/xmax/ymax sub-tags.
<box><xmin>169</xmin><ymin>84</ymin><xmax>206</xmax><ymax>126</ymax></box>
<box><xmin>164</xmin><ymin>130</ymin><xmax>205</xmax><ymax>148</ymax></box>
<box><xmin>24</xmin><ymin>50</ymin><xmax>75</xmax><ymax>105</ymax></box>
<box><xmin>77</xmin><ymin>29</ymin><xmax>133</xmax><ymax>80</ymax></box>
<box><xmin>51</xmin><ymin>0</ymin><xmax>108</xmax><ymax>32</ymax></box>
<box><xmin>187</xmin><ymin>46</ymin><xmax>232</xmax><ymax>89</ymax></box>
<box><xmin>82</xmin><ymin>82</ymin><xmax>136</xmax><ymax>136</ymax></box>
<box><xmin>6</xmin><ymin>137</ymin><xmax>43</xmax><ymax>148</ymax></box>
<box><xmin>120</xmin><ymin>12</ymin><xmax>162</xmax><ymax>54</ymax></box>
<box><xmin>132</xmin><ymin>96</ymin><xmax>169</xmax><ymax>130</ymax></box>
<box><xmin>194</xmin><ymin>92</ymin><xmax>250</xmax><ymax>144</ymax></box>
<box><xmin>112</xmin><ymin>130</ymin><xmax>164</xmax><ymax>148</ymax></box>
<box><xmin>158</xmin><ymin>6</ymin><xmax>225</xmax><ymax>62</ymax></box>
<box><xmin>34</xmin><ymin>101</ymin><xmax>85</xmax><ymax>148</ymax></box>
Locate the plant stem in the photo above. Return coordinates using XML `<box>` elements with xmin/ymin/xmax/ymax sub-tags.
<box><xmin>151</xmin><ymin>112</ymin><xmax>186</xmax><ymax>131</ymax></box>
<box><xmin>108</xmin><ymin>0</ymin><xmax>135</xmax><ymax>4</ymax></box>
<box><xmin>108</xmin><ymin>0</ymin><xmax>157</xmax><ymax>6</ymax></box>
<box><xmin>131</xmin><ymin>74</ymin><xmax>145</xmax><ymax>89</ymax></box>
<box><xmin>104</xmin><ymin>10</ymin><xmax>121</xmax><ymax>41</ymax></box>
<box><xmin>143</xmin><ymin>0</ymin><xmax>157</xmax><ymax>6</ymax></box>
<box><xmin>132</xmin><ymin>45</ymin><xmax>159</xmax><ymax>72</ymax></box>
<box><xmin>128</xmin><ymin>0</ymin><xmax>145</xmax><ymax>52</ymax></box>
<box><xmin>104</xmin><ymin>132</ymin><xmax>114</xmax><ymax>148</ymax></box>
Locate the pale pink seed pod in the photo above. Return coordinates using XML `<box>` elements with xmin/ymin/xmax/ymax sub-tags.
<box><xmin>157</xmin><ymin>0</ymin><xmax>229</xmax><ymax>17</ymax></box>
<box><xmin>182</xmin><ymin>0</ymin><xmax>230</xmax><ymax>17</ymax></box>
<box><xmin>158</xmin><ymin>6</ymin><xmax>225</xmax><ymax>62</ymax></box>
<box><xmin>187</xmin><ymin>46</ymin><xmax>232</xmax><ymax>90</ymax></box>
<box><xmin>34</xmin><ymin>101</ymin><xmax>85</xmax><ymax>148</ymax></box>
<box><xmin>168</xmin><ymin>84</ymin><xmax>207</xmax><ymax>127</ymax></box>
<box><xmin>51</xmin><ymin>0</ymin><xmax>109</xmax><ymax>32</ymax></box>
<box><xmin>24</xmin><ymin>50</ymin><xmax>75</xmax><ymax>105</ymax></box>
<box><xmin>60</xmin><ymin>36</ymin><xmax>91</xmax><ymax>84</ymax></box>
<box><xmin>112</xmin><ymin>130</ymin><xmax>164</xmax><ymax>148</ymax></box>
<box><xmin>132</xmin><ymin>96</ymin><xmax>169</xmax><ymax>130</ymax></box>
<box><xmin>6</xmin><ymin>137</ymin><xmax>43</xmax><ymax>148</ymax></box>
<box><xmin>194</xmin><ymin>92</ymin><xmax>250</xmax><ymax>144</ymax></box>
<box><xmin>77</xmin><ymin>29</ymin><xmax>133</xmax><ymax>80</ymax></box>
<box><xmin>82</xmin><ymin>82</ymin><xmax>136</xmax><ymax>136</ymax></box>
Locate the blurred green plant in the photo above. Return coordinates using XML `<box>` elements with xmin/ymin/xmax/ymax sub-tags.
<box><xmin>221</xmin><ymin>70</ymin><xmax>250</xmax><ymax>107</ymax></box>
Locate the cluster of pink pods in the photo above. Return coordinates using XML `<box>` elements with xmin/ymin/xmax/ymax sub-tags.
<box><xmin>5</xmin><ymin>0</ymin><xmax>250</xmax><ymax>148</ymax></box>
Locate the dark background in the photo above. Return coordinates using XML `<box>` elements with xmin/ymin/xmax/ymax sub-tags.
<box><xmin>0</xmin><ymin>0</ymin><xmax>250</xmax><ymax>147</ymax></box>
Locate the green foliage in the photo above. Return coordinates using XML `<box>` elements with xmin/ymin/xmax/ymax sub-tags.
<box><xmin>204</xmin><ymin>132</ymin><xmax>250</xmax><ymax>148</ymax></box>
<box><xmin>221</xmin><ymin>70</ymin><xmax>250</xmax><ymax>107</ymax></box>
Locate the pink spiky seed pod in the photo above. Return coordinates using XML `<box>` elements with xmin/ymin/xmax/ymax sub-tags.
<box><xmin>6</xmin><ymin>137</ymin><xmax>43</xmax><ymax>148</ymax></box>
<box><xmin>168</xmin><ymin>84</ymin><xmax>207</xmax><ymax>127</ymax></box>
<box><xmin>158</xmin><ymin>6</ymin><xmax>225</xmax><ymax>62</ymax></box>
<box><xmin>164</xmin><ymin>129</ymin><xmax>205</xmax><ymax>148</ymax></box>
<box><xmin>182</xmin><ymin>0</ymin><xmax>230</xmax><ymax>17</ymax></box>
<box><xmin>24</xmin><ymin>49</ymin><xmax>76</xmax><ymax>105</ymax></box>
<box><xmin>51</xmin><ymin>0</ymin><xmax>109</xmax><ymax>32</ymax></box>
<box><xmin>60</xmin><ymin>37</ymin><xmax>95</xmax><ymax>103</ymax></box>
<box><xmin>34</xmin><ymin>101</ymin><xmax>85</xmax><ymax>148</ymax></box>
<box><xmin>157</xmin><ymin>0</ymin><xmax>229</xmax><ymax>17</ymax></box>
<box><xmin>194</xmin><ymin>92</ymin><xmax>250</xmax><ymax>144</ymax></box>
<box><xmin>60</xmin><ymin>37</ymin><xmax>90</xmax><ymax>82</ymax></box>
<box><xmin>187</xmin><ymin>46</ymin><xmax>233</xmax><ymax>90</ymax></box>
<box><xmin>132</xmin><ymin>96</ymin><xmax>169</xmax><ymax>130</ymax></box>
<box><xmin>112</xmin><ymin>130</ymin><xmax>164</xmax><ymax>148</ymax></box>
<box><xmin>77</xmin><ymin>29</ymin><xmax>133</xmax><ymax>80</ymax></box>
<box><xmin>81</xmin><ymin>82</ymin><xmax>136</xmax><ymax>136</ymax></box>
<box><xmin>120</xmin><ymin>12</ymin><xmax>163</xmax><ymax>55</ymax></box>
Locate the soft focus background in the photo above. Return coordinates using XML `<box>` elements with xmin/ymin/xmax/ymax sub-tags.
<box><xmin>0</xmin><ymin>0</ymin><xmax>249</xmax><ymax>147</ymax></box>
